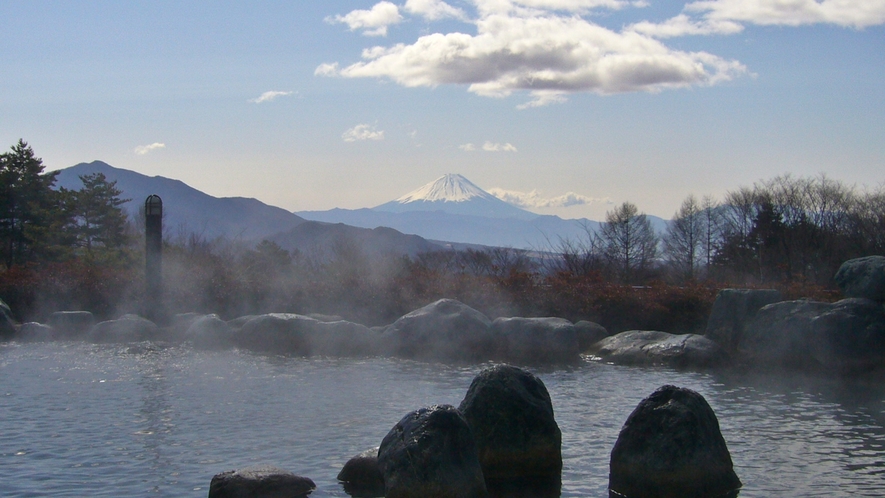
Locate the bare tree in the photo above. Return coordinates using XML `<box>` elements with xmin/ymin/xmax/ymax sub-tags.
<box><xmin>599</xmin><ymin>201</ymin><xmax>658</xmax><ymax>284</ymax></box>
<box><xmin>664</xmin><ymin>195</ymin><xmax>704</xmax><ymax>281</ymax></box>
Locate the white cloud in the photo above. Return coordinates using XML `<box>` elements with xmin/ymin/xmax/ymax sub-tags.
<box><xmin>249</xmin><ymin>91</ymin><xmax>293</xmax><ymax>103</ymax></box>
<box><xmin>482</xmin><ymin>141</ymin><xmax>518</xmax><ymax>152</ymax></box>
<box><xmin>314</xmin><ymin>63</ymin><xmax>340</xmax><ymax>77</ymax></box>
<box><xmin>327</xmin><ymin>1</ymin><xmax>403</xmax><ymax>36</ymax></box>
<box><xmin>343</xmin><ymin>124</ymin><xmax>385</xmax><ymax>142</ymax></box>
<box><xmin>459</xmin><ymin>143</ymin><xmax>477</xmax><ymax>151</ymax></box>
<box><xmin>134</xmin><ymin>143</ymin><xmax>165</xmax><ymax>155</ymax></box>
<box><xmin>489</xmin><ymin>187</ymin><xmax>610</xmax><ymax>208</ymax></box>
<box><xmin>627</xmin><ymin>14</ymin><xmax>744</xmax><ymax>38</ymax></box>
<box><xmin>687</xmin><ymin>0</ymin><xmax>885</xmax><ymax>29</ymax></box>
<box><xmin>318</xmin><ymin>5</ymin><xmax>747</xmax><ymax>107</ymax></box>
<box><xmin>405</xmin><ymin>0</ymin><xmax>468</xmax><ymax>21</ymax></box>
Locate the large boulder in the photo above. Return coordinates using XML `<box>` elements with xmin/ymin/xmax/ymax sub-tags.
<box><xmin>704</xmin><ymin>289</ymin><xmax>782</xmax><ymax>353</ymax></box>
<box><xmin>17</xmin><ymin>322</ymin><xmax>54</xmax><ymax>342</ymax></box>
<box><xmin>0</xmin><ymin>298</ymin><xmax>16</xmax><ymax>340</ymax></box>
<box><xmin>208</xmin><ymin>465</ymin><xmax>315</xmax><ymax>498</ymax></box>
<box><xmin>835</xmin><ymin>256</ymin><xmax>885</xmax><ymax>303</ymax></box>
<box><xmin>304</xmin><ymin>320</ymin><xmax>380</xmax><ymax>357</ymax></box>
<box><xmin>458</xmin><ymin>365</ymin><xmax>562</xmax><ymax>482</ymax></box>
<box><xmin>609</xmin><ymin>385</ymin><xmax>741</xmax><ymax>498</ymax></box>
<box><xmin>740</xmin><ymin>299</ymin><xmax>833</xmax><ymax>369</ymax></box>
<box><xmin>588</xmin><ymin>330</ymin><xmax>730</xmax><ymax>369</ymax></box>
<box><xmin>185</xmin><ymin>314</ymin><xmax>234</xmax><ymax>350</ymax></box>
<box><xmin>491</xmin><ymin>317</ymin><xmax>580</xmax><ymax>364</ymax></box>
<box><xmin>380</xmin><ymin>299</ymin><xmax>495</xmax><ymax>362</ymax></box>
<box><xmin>47</xmin><ymin>311</ymin><xmax>96</xmax><ymax>340</ymax></box>
<box><xmin>809</xmin><ymin>298</ymin><xmax>885</xmax><ymax>373</ymax></box>
<box><xmin>89</xmin><ymin>314</ymin><xmax>158</xmax><ymax>343</ymax></box>
<box><xmin>574</xmin><ymin>320</ymin><xmax>609</xmax><ymax>352</ymax></box>
<box><xmin>337</xmin><ymin>447</ymin><xmax>384</xmax><ymax>498</ymax></box>
<box><xmin>378</xmin><ymin>404</ymin><xmax>488</xmax><ymax>498</ymax></box>
<box><xmin>234</xmin><ymin>314</ymin><xmax>312</xmax><ymax>354</ymax></box>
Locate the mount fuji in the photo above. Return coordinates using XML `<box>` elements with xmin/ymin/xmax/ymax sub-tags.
<box><xmin>373</xmin><ymin>174</ymin><xmax>537</xmax><ymax>221</ymax></box>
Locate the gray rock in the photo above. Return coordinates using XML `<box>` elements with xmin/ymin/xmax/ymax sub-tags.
<box><xmin>574</xmin><ymin>320</ymin><xmax>609</xmax><ymax>352</ymax></box>
<box><xmin>741</xmin><ymin>299</ymin><xmax>833</xmax><ymax>369</ymax></box>
<box><xmin>208</xmin><ymin>465</ymin><xmax>315</xmax><ymax>498</ymax></box>
<box><xmin>185</xmin><ymin>314</ymin><xmax>234</xmax><ymax>349</ymax></box>
<box><xmin>89</xmin><ymin>314</ymin><xmax>158</xmax><ymax>343</ymax></box>
<box><xmin>227</xmin><ymin>315</ymin><xmax>258</xmax><ymax>331</ymax></box>
<box><xmin>809</xmin><ymin>298</ymin><xmax>885</xmax><ymax>373</ymax></box>
<box><xmin>47</xmin><ymin>311</ymin><xmax>95</xmax><ymax>339</ymax></box>
<box><xmin>588</xmin><ymin>330</ymin><xmax>729</xmax><ymax>369</ymax></box>
<box><xmin>338</xmin><ymin>447</ymin><xmax>384</xmax><ymax>498</ymax></box>
<box><xmin>380</xmin><ymin>299</ymin><xmax>494</xmax><ymax>362</ymax></box>
<box><xmin>704</xmin><ymin>289</ymin><xmax>782</xmax><ymax>353</ymax></box>
<box><xmin>609</xmin><ymin>385</ymin><xmax>741</xmax><ymax>498</ymax></box>
<box><xmin>304</xmin><ymin>320</ymin><xmax>380</xmax><ymax>357</ymax></box>
<box><xmin>0</xmin><ymin>298</ymin><xmax>15</xmax><ymax>340</ymax></box>
<box><xmin>18</xmin><ymin>322</ymin><xmax>54</xmax><ymax>342</ymax></box>
<box><xmin>835</xmin><ymin>256</ymin><xmax>885</xmax><ymax>303</ymax></box>
<box><xmin>491</xmin><ymin>317</ymin><xmax>579</xmax><ymax>364</ymax></box>
<box><xmin>234</xmin><ymin>313</ymin><xmax>313</xmax><ymax>354</ymax></box>
<box><xmin>458</xmin><ymin>365</ymin><xmax>562</xmax><ymax>481</ymax></box>
<box><xmin>378</xmin><ymin>404</ymin><xmax>488</xmax><ymax>498</ymax></box>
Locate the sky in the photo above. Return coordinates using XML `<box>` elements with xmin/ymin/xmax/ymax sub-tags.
<box><xmin>2</xmin><ymin>0</ymin><xmax>883</xmax><ymax>220</ymax></box>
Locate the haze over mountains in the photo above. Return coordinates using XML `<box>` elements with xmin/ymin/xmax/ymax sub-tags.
<box><xmin>54</xmin><ymin>163</ymin><xmax>666</xmax><ymax>254</ymax></box>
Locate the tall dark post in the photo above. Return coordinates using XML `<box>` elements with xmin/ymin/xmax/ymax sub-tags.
<box><xmin>145</xmin><ymin>195</ymin><xmax>163</xmax><ymax>323</ymax></box>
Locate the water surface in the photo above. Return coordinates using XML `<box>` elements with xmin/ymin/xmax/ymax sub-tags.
<box><xmin>1</xmin><ymin>342</ymin><xmax>883</xmax><ymax>497</ymax></box>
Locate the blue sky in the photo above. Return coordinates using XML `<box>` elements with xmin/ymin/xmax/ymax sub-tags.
<box><xmin>2</xmin><ymin>0</ymin><xmax>883</xmax><ymax>220</ymax></box>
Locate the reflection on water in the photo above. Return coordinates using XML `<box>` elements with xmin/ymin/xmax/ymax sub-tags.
<box><xmin>0</xmin><ymin>342</ymin><xmax>883</xmax><ymax>497</ymax></box>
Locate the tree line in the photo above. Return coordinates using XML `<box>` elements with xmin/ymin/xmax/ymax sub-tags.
<box><xmin>1</xmin><ymin>139</ymin><xmax>880</xmax><ymax>330</ymax></box>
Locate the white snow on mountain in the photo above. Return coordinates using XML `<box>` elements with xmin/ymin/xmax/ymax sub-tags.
<box><xmin>394</xmin><ymin>173</ymin><xmax>499</xmax><ymax>204</ymax></box>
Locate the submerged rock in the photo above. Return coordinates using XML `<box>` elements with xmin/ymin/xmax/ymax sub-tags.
<box><xmin>491</xmin><ymin>317</ymin><xmax>579</xmax><ymax>364</ymax></box>
<box><xmin>588</xmin><ymin>330</ymin><xmax>729</xmax><ymax>369</ymax></box>
<box><xmin>835</xmin><ymin>256</ymin><xmax>885</xmax><ymax>303</ymax></box>
<box><xmin>378</xmin><ymin>404</ymin><xmax>487</xmax><ymax>498</ymax></box>
<box><xmin>704</xmin><ymin>288</ymin><xmax>782</xmax><ymax>353</ymax></box>
<box><xmin>208</xmin><ymin>465</ymin><xmax>315</xmax><ymax>498</ymax></box>
<box><xmin>380</xmin><ymin>299</ymin><xmax>494</xmax><ymax>362</ymax></box>
<box><xmin>459</xmin><ymin>365</ymin><xmax>562</xmax><ymax>482</ymax></box>
<box><xmin>338</xmin><ymin>447</ymin><xmax>384</xmax><ymax>498</ymax></box>
<box><xmin>89</xmin><ymin>314</ymin><xmax>158</xmax><ymax>343</ymax></box>
<box><xmin>609</xmin><ymin>385</ymin><xmax>741</xmax><ymax>498</ymax></box>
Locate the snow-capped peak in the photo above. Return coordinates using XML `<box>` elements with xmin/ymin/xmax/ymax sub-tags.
<box><xmin>395</xmin><ymin>174</ymin><xmax>497</xmax><ymax>204</ymax></box>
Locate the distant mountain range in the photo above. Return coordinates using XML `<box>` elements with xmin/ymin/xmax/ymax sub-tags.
<box><xmin>54</xmin><ymin>162</ymin><xmax>666</xmax><ymax>254</ymax></box>
<box><xmin>299</xmin><ymin>173</ymin><xmax>668</xmax><ymax>249</ymax></box>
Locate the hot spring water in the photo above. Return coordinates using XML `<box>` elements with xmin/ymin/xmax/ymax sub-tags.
<box><xmin>1</xmin><ymin>341</ymin><xmax>884</xmax><ymax>497</ymax></box>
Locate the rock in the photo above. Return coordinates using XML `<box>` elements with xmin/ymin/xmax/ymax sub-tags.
<box><xmin>338</xmin><ymin>447</ymin><xmax>384</xmax><ymax>498</ymax></box>
<box><xmin>227</xmin><ymin>315</ymin><xmax>258</xmax><ymax>330</ymax></box>
<box><xmin>588</xmin><ymin>330</ymin><xmax>730</xmax><ymax>369</ymax></box>
<box><xmin>89</xmin><ymin>314</ymin><xmax>158</xmax><ymax>343</ymax></box>
<box><xmin>609</xmin><ymin>385</ymin><xmax>741</xmax><ymax>498</ymax></box>
<box><xmin>47</xmin><ymin>311</ymin><xmax>96</xmax><ymax>339</ymax></box>
<box><xmin>835</xmin><ymin>256</ymin><xmax>885</xmax><ymax>303</ymax></box>
<box><xmin>378</xmin><ymin>404</ymin><xmax>488</xmax><ymax>498</ymax></box>
<box><xmin>208</xmin><ymin>465</ymin><xmax>315</xmax><ymax>498</ymax></box>
<box><xmin>380</xmin><ymin>299</ymin><xmax>494</xmax><ymax>362</ymax></box>
<box><xmin>491</xmin><ymin>317</ymin><xmax>580</xmax><ymax>364</ymax></box>
<box><xmin>574</xmin><ymin>320</ymin><xmax>609</xmax><ymax>352</ymax></box>
<box><xmin>458</xmin><ymin>365</ymin><xmax>562</xmax><ymax>482</ymax></box>
<box><xmin>234</xmin><ymin>314</ymin><xmax>312</xmax><ymax>354</ymax></box>
<box><xmin>18</xmin><ymin>322</ymin><xmax>54</xmax><ymax>342</ymax></box>
<box><xmin>304</xmin><ymin>320</ymin><xmax>380</xmax><ymax>357</ymax></box>
<box><xmin>809</xmin><ymin>298</ymin><xmax>885</xmax><ymax>373</ymax></box>
<box><xmin>704</xmin><ymin>289</ymin><xmax>782</xmax><ymax>353</ymax></box>
<box><xmin>185</xmin><ymin>314</ymin><xmax>234</xmax><ymax>349</ymax></box>
<box><xmin>740</xmin><ymin>299</ymin><xmax>833</xmax><ymax>369</ymax></box>
<box><xmin>308</xmin><ymin>313</ymin><xmax>345</xmax><ymax>322</ymax></box>
<box><xmin>0</xmin><ymin>298</ymin><xmax>16</xmax><ymax>340</ymax></box>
